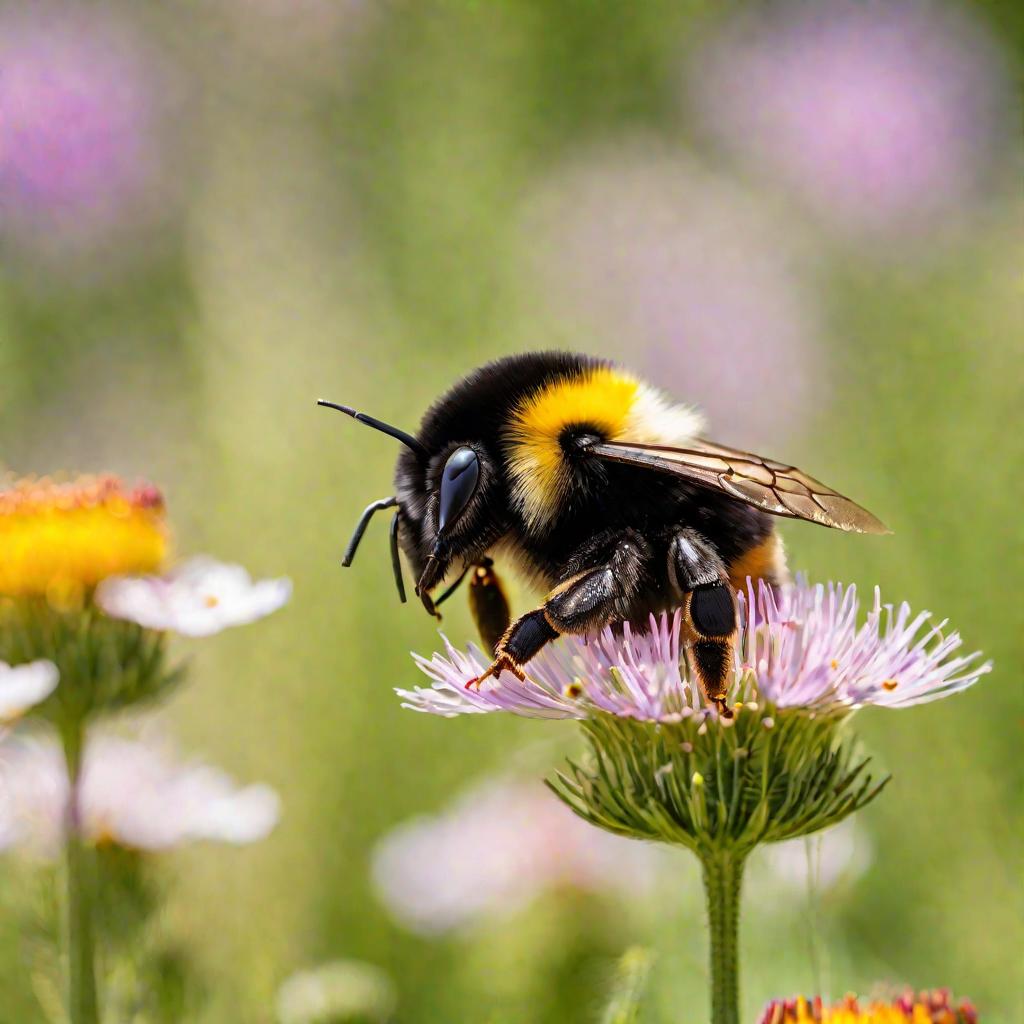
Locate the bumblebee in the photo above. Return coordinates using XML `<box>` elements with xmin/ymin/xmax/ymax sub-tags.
<box><xmin>320</xmin><ymin>352</ymin><xmax>887</xmax><ymax>716</ymax></box>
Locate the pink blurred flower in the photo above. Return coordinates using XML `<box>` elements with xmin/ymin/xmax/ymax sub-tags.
<box><xmin>371</xmin><ymin>777</ymin><xmax>662</xmax><ymax>934</ymax></box>
<box><xmin>0</xmin><ymin>8</ymin><xmax>178</xmax><ymax>256</ymax></box>
<box><xmin>690</xmin><ymin>0</ymin><xmax>1009</xmax><ymax>239</ymax></box>
<box><xmin>399</xmin><ymin>578</ymin><xmax>989</xmax><ymax>720</ymax></box>
<box><xmin>526</xmin><ymin>145</ymin><xmax>825</xmax><ymax>446</ymax></box>
<box><xmin>0</xmin><ymin>733</ymin><xmax>279</xmax><ymax>857</ymax></box>
<box><xmin>96</xmin><ymin>557</ymin><xmax>292</xmax><ymax>637</ymax></box>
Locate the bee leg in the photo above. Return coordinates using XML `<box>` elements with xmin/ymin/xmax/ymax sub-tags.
<box><xmin>468</xmin><ymin>558</ymin><xmax>512</xmax><ymax>655</ymax></box>
<box><xmin>467</xmin><ymin>610</ymin><xmax>555</xmax><ymax>688</ymax></box>
<box><xmin>468</xmin><ymin>533</ymin><xmax>647</xmax><ymax>688</ymax></box>
<box><xmin>668</xmin><ymin>529</ymin><xmax>738</xmax><ymax>720</ymax></box>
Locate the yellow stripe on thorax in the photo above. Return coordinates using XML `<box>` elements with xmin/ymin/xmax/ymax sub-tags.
<box><xmin>505</xmin><ymin>367</ymin><xmax>639</xmax><ymax>530</ymax></box>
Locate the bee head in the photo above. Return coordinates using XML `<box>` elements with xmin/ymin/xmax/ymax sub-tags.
<box><xmin>318</xmin><ymin>399</ymin><xmax>504</xmax><ymax>618</ymax></box>
<box><xmin>410</xmin><ymin>441</ymin><xmax>502</xmax><ymax>603</ymax></box>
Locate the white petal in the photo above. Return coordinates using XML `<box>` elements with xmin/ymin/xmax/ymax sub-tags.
<box><xmin>0</xmin><ymin>660</ymin><xmax>59</xmax><ymax>721</ymax></box>
<box><xmin>183</xmin><ymin>781</ymin><xmax>281</xmax><ymax>844</ymax></box>
<box><xmin>0</xmin><ymin>733</ymin><xmax>279</xmax><ymax>855</ymax></box>
<box><xmin>0</xmin><ymin>738</ymin><xmax>67</xmax><ymax>856</ymax></box>
<box><xmin>96</xmin><ymin>557</ymin><xmax>291</xmax><ymax>637</ymax></box>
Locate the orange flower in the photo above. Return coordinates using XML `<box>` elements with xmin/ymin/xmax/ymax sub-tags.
<box><xmin>759</xmin><ymin>990</ymin><xmax>978</xmax><ymax>1024</ymax></box>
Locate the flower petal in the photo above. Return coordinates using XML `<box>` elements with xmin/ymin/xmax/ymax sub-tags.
<box><xmin>96</xmin><ymin>556</ymin><xmax>291</xmax><ymax>636</ymax></box>
<box><xmin>0</xmin><ymin>660</ymin><xmax>59</xmax><ymax>721</ymax></box>
<box><xmin>402</xmin><ymin>578</ymin><xmax>989</xmax><ymax>721</ymax></box>
<box><xmin>0</xmin><ymin>733</ymin><xmax>280</xmax><ymax>854</ymax></box>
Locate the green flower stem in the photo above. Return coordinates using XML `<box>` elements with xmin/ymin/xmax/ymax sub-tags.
<box><xmin>62</xmin><ymin>720</ymin><xmax>99</xmax><ymax>1024</ymax></box>
<box><xmin>700</xmin><ymin>851</ymin><xmax>745</xmax><ymax>1024</ymax></box>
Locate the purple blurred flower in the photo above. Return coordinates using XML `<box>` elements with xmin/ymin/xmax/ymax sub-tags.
<box><xmin>0</xmin><ymin>9</ymin><xmax>175</xmax><ymax>256</ymax></box>
<box><xmin>690</xmin><ymin>0</ymin><xmax>1009</xmax><ymax>239</ymax></box>
<box><xmin>371</xmin><ymin>776</ymin><xmax>662</xmax><ymax>934</ymax></box>
<box><xmin>526</xmin><ymin>145</ymin><xmax>825</xmax><ymax>446</ymax></box>
<box><xmin>0</xmin><ymin>733</ymin><xmax>279</xmax><ymax>857</ymax></box>
<box><xmin>399</xmin><ymin>578</ymin><xmax>989</xmax><ymax>720</ymax></box>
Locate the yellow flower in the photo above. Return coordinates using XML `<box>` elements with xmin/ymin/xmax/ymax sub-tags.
<box><xmin>0</xmin><ymin>476</ymin><xmax>167</xmax><ymax>602</ymax></box>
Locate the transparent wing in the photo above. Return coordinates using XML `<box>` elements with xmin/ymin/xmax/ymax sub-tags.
<box><xmin>589</xmin><ymin>438</ymin><xmax>890</xmax><ymax>534</ymax></box>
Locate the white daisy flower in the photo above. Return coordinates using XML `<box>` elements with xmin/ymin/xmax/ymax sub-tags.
<box><xmin>0</xmin><ymin>734</ymin><xmax>279</xmax><ymax>856</ymax></box>
<box><xmin>96</xmin><ymin>556</ymin><xmax>292</xmax><ymax>637</ymax></box>
<box><xmin>0</xmin><ymin>660</ymin><xmax>58</xmax><ymax>723</ymax></box>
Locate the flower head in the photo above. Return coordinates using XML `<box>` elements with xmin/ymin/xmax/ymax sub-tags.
<box><xmin>759</xmin><ymin>990</ymin><xmax>978</xmax><ymax>1024</ymax></box>
<box><xmin>0</xmin><ymin>8</ymin><xmax>176</xmax><ymax>259</ymax></box>
<box><xmin>524</xmin><ymin>145</ymin><xmax>823</xmax><ymax>447</ymax></box>
<box><xmin>276</xmin><ymin>960</ymin><xmax>397</xmax><ymax>1024</ymax></box>
<box><xmin>0</xmin><ymin>734</ymin><xmax>279</xmax><ymax>856</ymax></box>
<box><xmin>400</xmin><ymin>579</ymin><xmax>989</xmax><ymax>721</ymax></box>
<box><xmin>690</xmin><ymin>0</ymin><xmax>1009</xmax><ymax>241</ymax></box>
<box><xmin>371</xmin><ymin>777</ymin><xmax>662</xmax><ymax>935</ymax></box>
<box><xmin>0</xmin><ymin>476</ymin><xmax>166</xmax><ymax>602</ymax></box>
<box><xmin>0</xmin><ymin>474</ymin><xmax>290</xmax><ymax>718</ymax></box>
<box><xmin>96</xmin><ymin>556</ymin><xmax>292</xmax><ymax>637</ymax></box>
<box><xmin>0</xmin><ymin>660</ymin><xmax>59</xmax><ymax>723</ymax></box>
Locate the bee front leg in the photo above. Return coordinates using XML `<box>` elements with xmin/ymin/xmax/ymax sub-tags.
<box><xmin>468</xmin><ymin>532</ymin><xmax>647</xmax><ymax>688</ymax></box>
<box><xmin>668</xmin><ymin>529</ymin><xmax>738</xmax><ymax>719</ymax></box>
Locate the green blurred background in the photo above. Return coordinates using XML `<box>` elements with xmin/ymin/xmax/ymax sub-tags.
<box><xmin>1</xmin><ymin>0</ymin><xmax>1021</xmax><ymax>1021</ymax></box>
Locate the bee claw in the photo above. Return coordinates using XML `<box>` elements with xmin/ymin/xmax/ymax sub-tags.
<box><xmin>713</xmin><ymin>697</ymin><xmax>734</xmax><ymax>720</ymax></box>
<box><xmin>466</xmin><ymin>653</ymin><xmax>524</xmax><ymax>690</ymax></box>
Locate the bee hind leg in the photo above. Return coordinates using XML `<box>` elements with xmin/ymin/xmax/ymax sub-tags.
<box><xmin>668</xmin><ymin>529</ymin><xmax>738</xmax><ymax>719</ymax></box>
<box><xmin>468</xmin><ymin>532</ymin><xmax>647</xmax><ymax>688</ymax></box>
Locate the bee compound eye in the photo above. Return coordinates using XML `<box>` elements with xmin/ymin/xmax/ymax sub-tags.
<box><xmin>438</xmin><ymin>447</ymin><xmax>480</xmax><ymax>533</ymax></box>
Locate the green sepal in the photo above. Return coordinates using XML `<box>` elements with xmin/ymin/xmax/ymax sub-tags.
<box><xmin>0</xmin><ymin>597</ymin><xmax>184</xmax><ymax>726</ymax></box>
<box><xmin>548</xmin><ymin>706</ymin><xmax>888</xmax><ymax>857</ymax></box>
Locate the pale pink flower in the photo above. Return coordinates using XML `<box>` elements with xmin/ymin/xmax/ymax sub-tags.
<box><xmin>96</xmin><ymin>557</ymin><xmax>291</xmax><ymax>638</ymax></box>
<box><xmin>0</xmin><ymin>734</ymin><xmax>279</xmax><ymax>856</ymax></box>
<box><xmin>399</xmin><ymin>579</ymin><xmax>989</xmax><ymax>720</ymax></box>
<box><xmin>690</xmin><ymin>0</ymin><xmax>1010</xmax><ymax>240</ymax></box>
<box><xmin>525</xmin><ymin>144</ymin><xmax>824</xmax><ymax>446</ymax></box>
<box><xmin>372</xmin><ymin>777</ymin><xmax>662</xmax><ymax>934</ymax></box>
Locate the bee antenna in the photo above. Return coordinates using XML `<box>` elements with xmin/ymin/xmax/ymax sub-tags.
<box><xmin>317</xmin><ymin>399</ymin><xmax>428</xmax><ymax>459</ymax></box>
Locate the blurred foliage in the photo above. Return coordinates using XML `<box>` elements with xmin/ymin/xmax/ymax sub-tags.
<box><xmin>0</xmin><ymin>0</ymin><xmax>1021</xmax><ymax>1022</ymax></box>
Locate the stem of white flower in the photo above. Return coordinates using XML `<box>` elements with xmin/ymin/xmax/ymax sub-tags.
<box><xmin>701</xmin><ymin>851</ymin><xmax>745</xmax><ymax>1024</ymax></box>
<box><xmin>62</xmin><ymin>720</ymin><xmax>99</xmax><ymax>1024</ymax></box>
